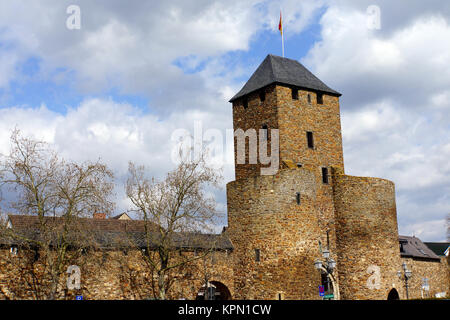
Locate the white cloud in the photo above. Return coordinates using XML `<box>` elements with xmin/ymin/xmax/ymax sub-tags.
<box><xmin>399</xmin><ymin>219</ymin><xmax>447</xmax><ymax>242</ymax></box>
<box><xmin>303</xmin><ymin>3</ymin><xmax>450</xmax><ymax>241</ymax></box>
<box><xmin>0</xmin><ymin>98</ymin><xmax>234</xmax><ymax>223</ymax></box>
<box><xmin>0</xmin><ymin>0</ymin><xmax>449</xmax><ymax>240</ymax></box>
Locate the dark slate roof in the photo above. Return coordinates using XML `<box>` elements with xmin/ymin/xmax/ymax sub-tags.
<box><xmin>424</xmin><ymin>242</ymin><xmax>450</xmax><ymax>256</ymax></box>
<box><xmin>399</xmin><ymin>235</ymin><xmax>441</xmax><ymax>261</ymax></box>
<box><xmin>3</xmin><ymin>215</ymin><xmax>233</xmax><ymax>251</ymax></box>
<box><xmin>229</xmin><ymin>54</ymin><xmax>341</xmax><ymax>102</ymax></box>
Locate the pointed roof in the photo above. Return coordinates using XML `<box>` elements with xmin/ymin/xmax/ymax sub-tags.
<box><xmin>399</xmin><ymin>235</ymin><xmax>441</xmax><ymax>261</ymax></box>
<box><xmin>229</xmin><ymin>54</ymin><xmax>341</xmax><ymax>102</ymax></box>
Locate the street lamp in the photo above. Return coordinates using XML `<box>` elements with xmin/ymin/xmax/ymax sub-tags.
<box><xmin>398</xmin><ymin>262</ymin><xmax>412</xmax><ymax>299</ymax></box>
<box><xmin>314</xmin><ymin>249</ymin><xmax>338</xmax><ymax>300</ymax></box>
<box><xmin>328</xmin><ymin>258</ymin><xmax>336</xmax><ymax>270</ymax></box>
<box><xmin>314</xmin><ymin>260</ymin><xmax>323</xmax><ymax>270</ymax></box>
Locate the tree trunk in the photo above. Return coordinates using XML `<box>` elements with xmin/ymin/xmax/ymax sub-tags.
<box><xmin>158</xmin><ymin>271</ymin><xmax>166</xmax><ymax>300</ymax></box>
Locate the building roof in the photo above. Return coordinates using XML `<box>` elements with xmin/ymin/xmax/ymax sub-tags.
<box><xmin>229</xmin><ymin>54</ymin><xmax>341</xmax><ymax>102</ymax></box>
<box><xmin>111</xmin><ymin>212</ymin><xmax>132</xmax><ymax>220</ymax></box>
<box><xmin>399</xmin><ymin>235</ymin><xmax>441</xmax><ymax>261</ymax></box>
<box><xmin>3</xmin><ymin>214</ymin><xmax>233</xmax><ymax>251</ymax></box>
<box><xmin>424</xmin><ymin>242</ymin><xmax>450</xmax><ymax>256</ymax></box>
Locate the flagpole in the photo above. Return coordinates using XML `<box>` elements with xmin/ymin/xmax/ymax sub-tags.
<box><xmin>282</xmin><ymin>28</ymin><xmax>284</xmax><ymax>57</ymax></box>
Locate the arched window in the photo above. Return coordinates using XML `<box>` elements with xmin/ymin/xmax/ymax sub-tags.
<box><xmin>387</xmin><ymin>288</ymin><xmax>400</xmax><ymax>300</ymax></box>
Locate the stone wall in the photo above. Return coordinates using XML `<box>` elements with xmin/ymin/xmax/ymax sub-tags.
<box><xmin>0</xmin><ymin>248</ymin><xmax>234</xmax><ymax>300</ymax></box>
<box><xmin>232</xmin><ymin>84</ymin><xmax>279</xmax><ymax>181</ymax></box>
<box><xmin>229</xmin><ymin>85</ymin><xmax>346</xmax><ymax>300</ymax></box>
<box><xmin>400</xmin><ymin>257</ymin><xmax>449</xmax><ymax>299</ymax></box>
<box><xmin>276</xmin><ymin>85</ymin><xmax>345</xmax><ymax>293</ymax></box>
<box><xmin>227</xmin><ymin>168</ymin><xmax>333</xmax><ymax>300</ymax></box>
<box><xmin>275</xmin><ymin>85</ymin><xmax>344</xmax><ymax>173</ymax></box>
<box><xmin>232</xmin><ymin>85</ymin><xmax>344</xmax><ymax>182</ymax></box>
<box><xmin>332</xmin><ymin>168</ymin><xmax>405</xmax><ymax>300</ymax></box>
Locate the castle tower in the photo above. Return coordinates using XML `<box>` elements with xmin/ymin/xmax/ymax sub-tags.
<box><xmin>226</xmin><ymin>54</ymin><xmax>344</xmax><ymax>299</ymax></box>
<box><xmin>226</xmin><ymin>54</ymin><xmax>403</xmax><ymax>300</ymax></box>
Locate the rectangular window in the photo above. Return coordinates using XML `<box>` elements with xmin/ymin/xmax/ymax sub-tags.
<box><xmin>296</xmin><ymin>192</ymin><xmax>301</xmax><ymax>205</ymax></box>
<box><xmin>317</xmin><ymin>93</ymin><xmax>323</xmax><ymax>104</ymax></box>
<box><xmin>307</xmin><ymin>132</ymin><xmax>314</xmax><ymax>149</ymax></box>
<box><xmin>292</xmin><ymin>88</ymin><xmax>298</xmax><ymax>100</ymax></box>
<box><xmin>255</xmin><ymin>249</ymin><xmax>260</xmax><ymax>262</ymax></box>
<box><xmin>322</xmin><ymin>167</ymin><xmax>329</xmax><ymax>184</ymax></box>
<box><xmin>259</xmin><ymin>91</ymin><xmax>266</xmax><ymax>102</ymax></box>
<box><xmin>243</xmin><ymin>97</ymin><xmax>248</xmax><ymax>109</ymax></box>
<box><xmin>10</xmin><ymin>246</ymin><xmax>18</xmax><ymax>256</ymax></box>
<box><xmin>307</xmin><ymin>94</ymin><xmax>311</xmax><ymax>104</ymax></box>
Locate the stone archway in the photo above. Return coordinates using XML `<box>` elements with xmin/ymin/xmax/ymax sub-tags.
<box><xmin>387</xmin><ymin>288</ymin><xmax>400</xmax><ymax>300</ymax></box>
<box><xmin>195</xmin><ymin>281</ymin><xmax>232</xmax><ymax>300</ymax></box>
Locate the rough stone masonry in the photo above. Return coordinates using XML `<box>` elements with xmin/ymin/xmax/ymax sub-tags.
<box><xmin>0</xmin><ymin>54</ymin><xmax>448</xmax><ymax>300</ymax></box>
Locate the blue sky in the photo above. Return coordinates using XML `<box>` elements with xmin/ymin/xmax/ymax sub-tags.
<box><xmin>1</xmin><ymin>3</ymin><xmax>324</xmax><ymax>114</ymax></box>
<box><xmin>0</xmin><ymin>0</ymin><xmax>449</xmax><ymax>241</ymax></box>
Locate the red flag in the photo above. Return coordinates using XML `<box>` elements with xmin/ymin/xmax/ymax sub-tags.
<box><xmin>278</xmin><ymin>11</ymin><xmax>283</xmax><ymax>35</ymax></box>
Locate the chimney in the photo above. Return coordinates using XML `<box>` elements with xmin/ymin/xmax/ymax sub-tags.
<box><xmin>93</xmin><ymin>213</ymin><xmax>106</xmax><ymax>220</ymax></box>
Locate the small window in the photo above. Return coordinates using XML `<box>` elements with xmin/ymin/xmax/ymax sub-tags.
<box><xmin>307</xmin><ymin>131</ymin><xmax>314</xmax><ymax>149</ymax></box>
<box><xmin>317</xmin><ymin>93</ymin><xmax>323</xmax><ymax>104</ymax></box>
<box><xmin>102</xmin><ymin>252</ymin><xmax>108</xmax><ymax>264</ymax></box>
<box><xmin>243</xmin><ymin>97</ymin><xmax>248</xmax><ymax>109</ymax></box>
<box><xmin>296</xmin><ymin>192</ymin><xmax>301</xmax><ymax>205</ymax></box>
<box><xmin>255</xmin><ymin>249</ymin><xmax>260</xmax><ymax>262</ymax></box>
<box><xmin>259</xmin><ymin>91</ymin><xmax>266</xmax><ymax>102</ymax></box>
<box><xmin>292</xmin><ymin>88</ymin><xmax>298</xmax><ymax>100</ymax></box>
<box><xmin>10</xmin><ymin>246</ymin><xmax>18</xmax><ymax>256</ymax></box>
<box><xmin>33</xmin><ymin>249</ymin><xmax>40</xmax><ymax>262</ymax></box>
<box><xmin>307</xmin><ymin>94</ymin><xmax>311</xmax><ymax>104</ymax></box>
<box><xmin>322</xmin><ymin>167</ymin><xmax>329</xmax><ymax>184</ymax></box>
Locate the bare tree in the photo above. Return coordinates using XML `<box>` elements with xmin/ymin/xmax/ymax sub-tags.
<box><xmin>125</xmin><ymin>151</ymin><xmax>223</xmax><ymax>300</ymax></box>
<box><xmin>0</xmin><ymin>129</ymin><xmax>115</xmax><ymax>299</ymax></box>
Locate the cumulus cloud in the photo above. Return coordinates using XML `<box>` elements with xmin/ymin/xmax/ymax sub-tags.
<box><xmin>0</xmin><ymin>0</ymin><xmax>449</xmax><ymax>240</ymax></box>
<box><xmin>0</xmin><ymin>99</ymin><xmax>234</xmax><ymax>223</ymax></box>
<box><xmin>303</xmin><ymin>1</ymin><xmax>450</xmax><ymax>241</ymax></box>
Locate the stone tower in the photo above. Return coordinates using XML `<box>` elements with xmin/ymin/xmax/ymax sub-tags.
<box><xmin>226</xmin><ymin>54</ymin><xmax>403</xmax><ymax>300</ymax></box>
